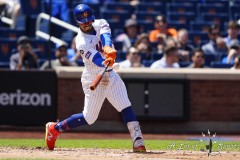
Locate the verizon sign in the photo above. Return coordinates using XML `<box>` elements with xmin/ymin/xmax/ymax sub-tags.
<box><xmin>0</xmin><ymin>71</ymin><xmax>57</xmax><ymax>125</ymax></box>
<box><xmin>0</xmin><ymin>89</ymin><xmax>51</xmax><ymax>106</ymax></box>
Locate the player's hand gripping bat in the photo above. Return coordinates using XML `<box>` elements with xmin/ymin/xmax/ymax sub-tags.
<box><xmin>90</xmin><ymin>62</ymin><xmax>110</xmax><ymax>90</ymax></box>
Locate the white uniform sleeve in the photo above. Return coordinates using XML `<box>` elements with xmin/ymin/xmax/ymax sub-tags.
<box><xmin>99</xmin><ymin>19</ymin><xmax>111</xmax><ymax>35</ymax></box>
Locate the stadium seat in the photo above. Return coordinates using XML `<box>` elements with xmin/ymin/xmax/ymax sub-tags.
<box><xmin>0</xmin><ymin>39</ymin><xmax>17</xmax><ymax>62</ymax></box>
<box><xmin>210</xmin><ymin>62</ymin><xmax>234</xmax><ymax>69</ymax></box>
<box><xmin>135</xmin><ymin>3</ymin><xmax>165</xmax><ymax>15</ymax></box>
<box><xmin>204</xmin><ymin>54</ymin><xmax>216</xmax><ymax>67</ymax></box>
<box><xmin>142</xmin><ymin>60</ymin><xmax>155</xmax><ymax>67</ymax></box>
<box><xmin>188</xmin><ymin>31</ymin><xmax>209</xmax><ymax>47</ymax></box>
<box><xmin>167</xmin><ymin>12</ymin><xmax>196</xmax><ymax>26</ymax></box>
<box><xmin>168</xmin><ymin>21</ymin><xmax>188</xmax><ymax>30</ymax></box>
<box><xmin>135</xmin><ymin>12</ymin><xmax>160</xmax><ymax>23</ymax></box>
<box><xmin>197</xmin><ymin>4</ymin><xmax>229</xmax><ymax>16</ymax></box>
<box><xmin>179</xmin><ymin>61</ymin><xmax>191</xmax><ymax>68</ymax></box>
<box><xmin>190</xmin><ymin>21</ymin><xmax>212</xmax><ymax>33</ymax></box>
<box><xmin>137</xmin><ymin>21</ymin><xmax>154</xmax><ymax>33</ymax></box>
<box><xmin>104</xmin><ymin>2</ymin><xmax>134</xmax><ymax>14</ymax></box>
<box><xmin>152</xmin><ymin>54</ymin><xmax>163</xmax><ymax>60</ymax></box>
<box><xmin>0</xmin><ymin>62</ymin><xmax>9</xmax><ymax>69</ymax></box>
<box><xmin>0</xmin><ymin>28</ymin><xmax>26</xmax><ymax>39</ymax></box>
<box><xmin>20</xmin><ymin>0</ymin><xmax>42</xmax><ymax>15</ymax></box>
<box><xmin>201</xmin><ymin>13</ymin><xmax>229</xmax><ymax>31</ymax></box>
<box><xmin>101</xmin><ymin>10</ymin><xmax>131</xmax><ymax>23</ymax></box>
<box><xmin>167</xmin><ymin>3</ymin><xmax>196</xmax><ymax>14</ymax></box>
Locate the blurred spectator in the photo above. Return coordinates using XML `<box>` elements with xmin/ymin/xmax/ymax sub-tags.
<box><xmin>155</xmin><ymin>33</ymin><xmax>166</xmax><ymax>54</ymax></box>
<box><xmin>119</xmin><ymin>47</ymin><xmax>144</xmax><ymax>69</ymax></box>
<box><xmin>231</xmin><ymin>55</ymin><xmax>240</xmax><ymax>70</ymax></box>
<box><xmin>115</xmin><ymin>18</ymin><xmax>140</xmax><ymax>52</ymax></box>
<box><xmin>149</xmin><ymin>15</ymin><xmax>178</xmax><ymax>43</ymax></box>
<box><xmin>187</xmin><ymin>48</ymin><xmax>207</xmax><ymax>68</ymax></box>
<box><xmin>216</xmin><ymin>37</ymin><xmax>228</xmax><ymax>56</ymax></box>
<box><xmin>177</xmin><ymin>29</ymin><xmax>194</xmax><ymax>62</ymax></box>
<box><xmin>224</xmin><ymin>20</ymin><xmax>240</xmax><ymax>48</ymax></box>
<box><xmin>165</xmin><ymin>37</ymin><xmax>178</xmax><ymax>47</ymax></box>
<box><xmin>201</xmin><ymin>24</ymin><xmax>224</xmax><ymax>61</ymax></box>
<box><xmin>221</xmin><ymin>40</ymin><xmax>240</xmax><ymax>64</ymax></box>
<box><xmin>0</xmin><ymin>0</ymin><xmax>20</xmax><ymax>28</ymax></box>
<box><xmin>40</xmin><ymin>41</ymin><xmax>77</xmax><ymax>70</ymax></box>
<box><xmin>150</xmin><ymin>45</ymin><xmax>179</xmax><ymax>69</ymax></box>
<box><xmin>10</xmin><ymin>36</ymin><xmax>38</xmax><ymax>70</ymax></box>
<box><xmin>134</xmin><ymin>33</ymin><xmax>153</xmax><ymax>60</ymax></box>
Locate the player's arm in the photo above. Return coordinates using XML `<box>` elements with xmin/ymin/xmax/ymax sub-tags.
<box><xmin>99</xmin><ymin>19</ymin><xmax>117</xmax><ymax>60</ymax></box>
<box><xmin>80</xmin><ymin>47</ymin><xmax>114</xmax><ymax>67</ymax></box>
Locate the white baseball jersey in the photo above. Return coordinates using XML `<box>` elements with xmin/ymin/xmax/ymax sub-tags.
<box><xmin>76</xmin><ymin>19</ymin><xmax>131</xmax><ymax>124</ymax></box>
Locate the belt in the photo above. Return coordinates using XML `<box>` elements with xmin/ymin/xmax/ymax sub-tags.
<box><xmin>105</xmin><ymin>69</ymin><xmax>113</xmax><ymax>72</ymax></box>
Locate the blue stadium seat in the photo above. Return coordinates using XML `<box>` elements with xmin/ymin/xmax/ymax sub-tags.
<box><xmin>135</xmin><ymin>12</ymin><xmax>160</xmax><ymax>23</ymax></box>
<box><xmin>30</xmin><ymin>39</ymin><xmax>49</xmax><ymax>55</ymax></box>
<box><xmin>0</xmin><ymin>39</ymin><xmax>17</xmax><ymax>62</ymax></box>
<box><xmin>179</xmin><ymin>61</ymin><xmax>191</xmax><ymax>68</ymax></box>
<box><xmin>201</xmin><ymin>13</ymin><xmax>229</xmax><ymax>31</ymax></box>
<box><xmin>136</xmin><ymin>3</ymin><xmax>165</xmax><ymax>15</ymax></box>
<box><xmin>204</xmin><ymin>54</ymin><xmax>216</xmax><ymax>67</ymax></box>
<box><xmin>0</xmin><ymin>28</ymin><xmax>26</xmax><ymax>39</ymax></box>
<box><xmin>142</xmin><ymin>60</ymin><xmax>155</xmax><ymax>67</ymax></box>
<box><xmin>168</xmin><ymin>21</ymin><xmax>189</xmax><ymax>30</ymax></box>
<box><xmin>210</xmin><ymin>62</ymin><xmax>234</xmax><ymax>69</ymax></box>
<box><xmin>190</xmin><ymin>21</ymin><xmax>212</xmax><ymax>32</ymax></box>
<box><xmin>167</xmin><ymin>3</ymin><xmax>196</xmax><ymax>14</ymax></box>
<box><xmin>152</xmin><ymin>54</ymin><xmax>163</xmax><ymax>60</ymax></box>
<box><xmin>20</xmin><ymin>0</ymin><xmax>42</xmax><ymax>15</ymax></box>
<box><xmin>137</xmin><ymin>21</ymin><xmax>154</xmax><ymax>33</ymax></box>
<box><xmin>167</xmin><ymin>12</ymin><xmax>196</xmax><ymax>26</ymax></box>
<box><xmin>198</xmin><ymin>3</ymin><xmax>229</xmax><ymax>16</ymax></box>
<box><xmin>101</xmin><ymin>10</ymin><xmax>131</xmax><ymax>23</ymax></box>
<box><xmin>0</xmin><ymin>62</ymin><xmax>9</xmax><ymax>68</ymax></box>
<box><xmin>104</xmin><ymin>2</ymin><xmax>134</xmax><ymax>14</ymax></box>
<box><xmin>189</xmin><ymin>31</ymin><xmax>209</xmax><ymax>47</ymax></box>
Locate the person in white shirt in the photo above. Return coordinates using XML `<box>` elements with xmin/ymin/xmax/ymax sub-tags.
<box><xmin>150</xmin><ymin>45</ymin><xmax>180</xmax><ymax>69</ymax></box>
<box><xmin>119</xmin><ymin>47</ymin><xmax>144</xmax><ymax>69</ymax></box>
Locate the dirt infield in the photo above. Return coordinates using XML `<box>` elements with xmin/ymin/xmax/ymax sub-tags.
<box><xmin>0</xmin><ymin>131</ymin><xmax>240</xmax><ymax>159</ymax></box>
<box><xmin>0</xmin><ymin>147</ymin><xmax>240</xmax><ymax>160</ymax></box>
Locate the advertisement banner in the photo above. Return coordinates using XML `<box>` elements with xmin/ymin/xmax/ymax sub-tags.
<box><xmin>0</xmin><ymin>70</ymin><xmax>57</xmax><ymax>125</ymax></box>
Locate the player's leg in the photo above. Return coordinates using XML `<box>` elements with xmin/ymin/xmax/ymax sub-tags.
<box><xmin>106</xmin><ymin>73</ymin><xmax>146</xmax><ymax>152</ymax></box>
<box><xmin>45</xmin><ymin>82</ymin><xmax>107</xmax><ymax>150</ymax></box>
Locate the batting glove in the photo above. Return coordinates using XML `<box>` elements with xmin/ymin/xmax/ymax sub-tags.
<box><xmin>103</xmin><ymin>58</ymin><xmax>114</xmax><ymax>67</ymax></box>
<box><xmin>103</xmin><ymin>46</ymin><xmax>117</xmax><ymax>60</ymax></box>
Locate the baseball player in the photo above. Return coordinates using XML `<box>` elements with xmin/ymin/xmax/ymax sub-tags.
<box><xmin>45</xmin><ymin>4</ymin><xmax>146</xmax><ymax>153</ymax></box>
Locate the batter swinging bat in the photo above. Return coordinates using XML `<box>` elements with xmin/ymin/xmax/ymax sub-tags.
<box><xmin>90</xmin><ymin>62</ymin><xmax>110</xmax><ymax>90</ymax></box>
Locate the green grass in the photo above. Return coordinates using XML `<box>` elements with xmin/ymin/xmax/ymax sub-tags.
<box><xmin>0</xmin><ymin>139</ymin><xmax>240</xmax><ymax>151</ymax></box>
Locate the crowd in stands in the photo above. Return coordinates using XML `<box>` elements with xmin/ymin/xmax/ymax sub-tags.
<box><xmin>1</xmin><ymin>0</ymin><xmax>240</xmax><ymax>70</ymax></box>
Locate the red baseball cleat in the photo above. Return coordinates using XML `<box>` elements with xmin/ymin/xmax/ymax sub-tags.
<box><xmin>45</xmin><ymin>122</ymin><xmax>60</xmax><ymax>150</ymax></box>
<box><xmin>133</xmin><ymin>137</ymin><xmax>146</xmax><ymax>153</ymax></box>
<box><xmin>133</xmin><ymin>145</ymin><xmax>146</xmax><ymax>153</ymax></box>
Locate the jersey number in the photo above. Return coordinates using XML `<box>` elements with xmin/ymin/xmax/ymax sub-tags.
<box><xmin>95</xmin><ymin>41</ymin><xmax>103</xmax><ymax>52</ymax></box>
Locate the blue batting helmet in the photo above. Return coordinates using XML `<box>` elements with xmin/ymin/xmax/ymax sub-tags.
<box><xmin>74</xmin><ymin>4</ymin><xmax>95</xmax><ymax>24</ymax></box>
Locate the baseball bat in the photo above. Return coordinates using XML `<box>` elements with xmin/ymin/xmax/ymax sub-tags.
<box><xmin>90</xmin><ymin>62</ymin><xmax>110</xmax><ymax>90</ymax></box>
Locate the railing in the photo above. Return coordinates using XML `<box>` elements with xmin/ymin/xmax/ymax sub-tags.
<box><xmin>0</xmin><ymin>16</ymin><xmax>14</xmax><ymax>28</ymax></box>
<box><xmin>35</xmin><ymin>13</ymin><xmax>78</xmax><ymax>44</ymax></box>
